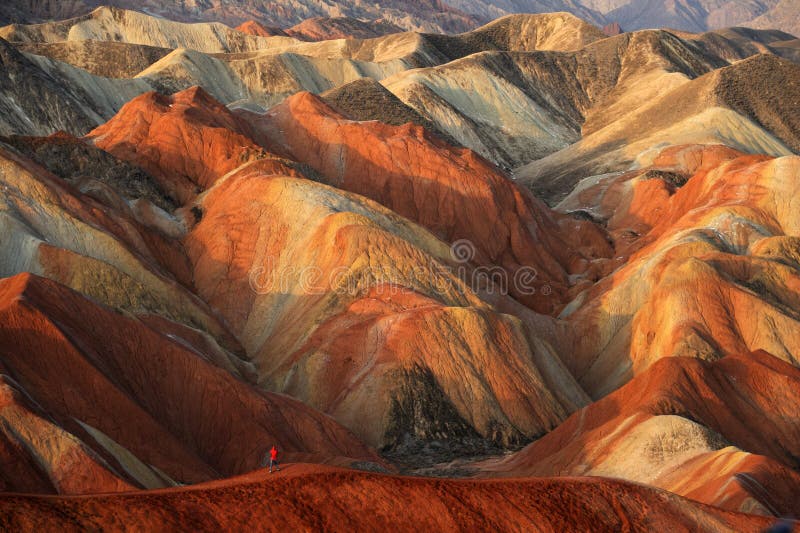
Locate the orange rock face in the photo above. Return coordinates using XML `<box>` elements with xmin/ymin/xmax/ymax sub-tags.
<box><xmin>559</xmin><ymin>146</ymin><xmax>800</xmax><ymax>398</ymax></box>
<box><xmin>479</xmin><ymin>351</ymin><xmax>800</xmax><ymax>515</ymax></box>
<box><xmin>88</xmin><ymin>87</ymin><xmax>612</xmax><ymax>314</ymax></box>
<box><xmin>235</xmin><ymin>20</ymin><xmax>288</xmax><ymax>38</ymax></box>
<box><xmin>0</xmin><ymin>273</ymin><xmax>382</xmax><ymax>494</ymax></box>
<box><xmin>87</xmin><ymin>88</ymin><xmax>278</xmax><ymax>204</ymax></box>
<box><xmin>242</xmin><ymin>92</ymin><xmax>612</xmax><ymax>313</ymax></box>
<box><xmin>184</xmin><ymin>168</ymin><xmax>587</xmax><ymax>450</ymax></box>
<box><xmin>0</xmin><ymin>465</ymin><xmax>773</xmax><ymax>532</ymax></box>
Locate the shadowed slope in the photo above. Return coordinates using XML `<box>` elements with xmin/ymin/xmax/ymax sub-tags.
<box><xmin>0</xmin><ymin>37</ymin><xmax>104</xmax><ymax>136</ymax></box>
<box><xmin>518</xmin><ymin>54</ymin><xmax>799</xmax><ymax>203</ymax></box>
<box><xmin>16</xmin><ymin>40</ymin><xmax>171</xmax><ymax>77</ymax></box>
<box><xmin>321</xmin><ymin>77</ymin><xmax>454</xmax><ymax>143</ymax></box>
<box><xmin>244</xmin><ymin>91</ymin><xmax>612</xmax><ymax>312</ymax></box>
<box><xmin>0</xmin><ymin>273</ymin><xmax>382</xmax><ymax>493</ymax></box>
<box><xmin>287</xmin><ymin>17</ymin><xmax>404</xmax><ymax>41</ymax></box>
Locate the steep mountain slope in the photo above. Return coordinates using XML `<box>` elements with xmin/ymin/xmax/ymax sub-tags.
<box><xmin>0</xmin><ymin>38</ymin><xmax>105</xmax><ymax>136</ymax></box>
<box><xmin>0</xmin><ymin>273</ymin><xmax>382</xmax><ymax>494</ymax></box>
<box><xmin>87</xmin><ymin>87</ymin><xmax>269</xmax><ymax>204</ymax></box>
<box><xmin>1</xmin><ymin>131</ymin><xmax>175</xmax><ymax>212</ymax></box>
<box><xmin>244</xmin><ymin>91</ymin><xmax>613</xmax><ymax>311</ymax></box>
<box><xmin>0</xmin><ymin>465</ymin><xmax>772</xmax><ymax>532</ymax></box>
<box><xmin>84</xmin><ymin>87</ymin><xmax>593</xmax><ymax>451</ymax></box>
<box><xmin>384</xmin><ymin>27</ymin><xmax>720</xmax><ymax>168</ymax></box>
<box><xmin>16</xmin><ymin>40</ymin><xmax>172</xmax><ymax>78</ymax></box>
<box><xmin>479</xmin><ymin>351</ymin><xmax>800</xmax><ymax>516</ymax></box>
<box><xmin>518</xmin><ymin>54</ymin><xmax>799</xmax><ymax>203</ymax></box>
<box><xmin>384</xmin><ymin>25</ymin><xmax>799</xmax><ymax>172</ymax></box>
<box><xmin>551</xmin><ymin>146</ymin><xmax>800</xmax><ymax>400</ymax></box>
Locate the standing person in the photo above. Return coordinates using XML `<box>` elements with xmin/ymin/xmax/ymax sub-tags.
<box><xmin>267</xmin><ymin>444</ymin><xmax>280</xmax><ymax>473</ymax></box>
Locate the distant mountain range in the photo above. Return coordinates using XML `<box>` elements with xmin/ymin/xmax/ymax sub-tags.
<box><xmin>0</xmin><ymin>0</ymin><xmax>798</xmax><ymax>37</ymax></box>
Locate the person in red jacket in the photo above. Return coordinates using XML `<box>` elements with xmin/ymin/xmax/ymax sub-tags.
<box><xmin>267</xmin><ymin>445</ymin><xmax>280</xmax><ymax>473</ymax></box>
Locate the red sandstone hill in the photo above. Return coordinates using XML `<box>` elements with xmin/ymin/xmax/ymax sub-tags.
<box><xmin>241</xmin><ymin>91</ymin><xmax>613</xmax><ymax>312</ymax></box>
<box><xmin>479</xmin><ymin>351</ymin><xmax>800</xmax><ymax>516</ymax></box>
<box><xmin>235</xmin><ymin>20</ymin><xmax>287</xmax><ymax>38</ymax></box>
<box><xmin>557</xmin><ymin>146</ymin><xmax>800</xmax><ymax>399</ymax></box>
<box><xmin>0</xmin><ymin>273</ymin><xmax>382</xmax><ymax>494</ymax></box>
<box><xmin>86</xmin><ymin>87</ymin><xmax>284</xmax><ymax>205</ymax></box>
<box><xmin>87</xmin><ymin>86</ymin><xmax>613</xmax><ymax>313</ymax></box>
<box><xmin>0</xmin><ymin>464</ymin><xmax>774</xmax><ymax>532</ymax></box>
<box><xmin>0</xmin><ymin>5</ymin><xmax>798</xmax><ymax>529</ymax></box>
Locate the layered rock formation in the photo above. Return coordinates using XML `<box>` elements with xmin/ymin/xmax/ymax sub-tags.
<box><xmin>0</xmin><ymin>273</ymin><xmax>381</xmax><ymax>494</ymax></box>
<box><xmin>186</xmin><ymin>170</ymin><xmax>587</xmax><ymax>449</ymax></box>
<box><xmin>479</xmin><ymin>351</ymin><xmax>800</xmax><ymax>516</ymax></box>
<box><xmin>518</xmin><ymin>53</ymin><xmax>799</xmax><ymax>203</ymax></box>
<box><xmin>0</xmin><ymin>5</ymin><xmax>798</xmax><ymax>529</ymax></box>
<box><xmin>51</xmin><ymin>83</ymin><xmax>603</xmax><ymax>454</ymax></box>
<box><xmin>244</xmin><ymin>91</ymin><xmax>612</xmax><ymax>311</ymax></box>
<box><xmin>553</xmin><ymin>146</ymin><xmax>800</xmax><ymax>398</ymax></box>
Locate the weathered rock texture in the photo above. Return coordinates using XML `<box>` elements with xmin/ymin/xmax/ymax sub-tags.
<box><xmin>0</xmin><ymin>465</ymin><xmax>773</xmax><ymax>532</ymax></box>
